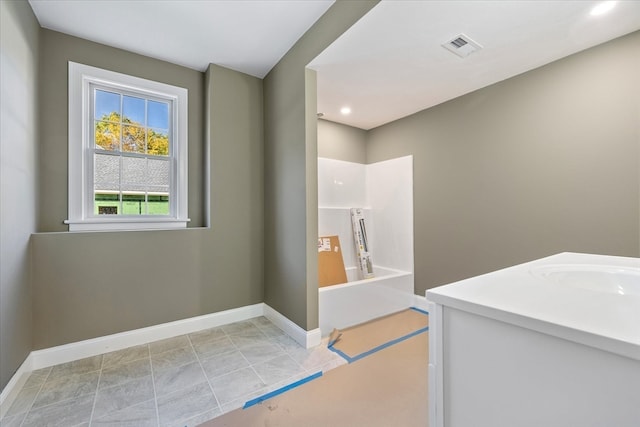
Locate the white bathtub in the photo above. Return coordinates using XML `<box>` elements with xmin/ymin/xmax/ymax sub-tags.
<box><xmin>319</xmin><ymin>266</ymin><xmax>414</xmax><ymax>336</ymax></box>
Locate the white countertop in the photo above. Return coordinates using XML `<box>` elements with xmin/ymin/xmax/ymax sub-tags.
<box><xmin>426</xmin><ymin>252</ymin><xmax>640</xmax><ymax>361</ymax></box>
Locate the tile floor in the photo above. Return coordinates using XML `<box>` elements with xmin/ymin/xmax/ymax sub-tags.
<box><xmin>1</xmin><ymin>317</ymin><xmax>346</xmax><ymax>427</ymax></box>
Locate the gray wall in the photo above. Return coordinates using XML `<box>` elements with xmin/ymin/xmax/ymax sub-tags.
<box><xmin>367</xmin><ymin>31</ymin><xmax>640</xmax><ymax>296</ymax></box>
<box><xmin>318</xmin><ymin>119</ymin><xmax>367</xmax><ymax>163</ymax></box>
<box><xmin>0</xmin><ymin>0</ymin><xmax>39</xmax><ymax>392</ymax></box>
<box><xmin>263</xmin><ymin>0</ymin><xmax>378</xmax><ymax>330</ymax></box>
<box><xmin>31</xmin><ymin>36</ymin><xmax>264</xmax><ymax>349</ymax></box>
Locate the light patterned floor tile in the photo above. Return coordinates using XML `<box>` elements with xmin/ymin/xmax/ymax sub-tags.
<box><xmin>191</xmin><ymin>336</ymin><xmax>236</xmax><ymax>359</ymax></box>
<box><xmin>156</xmin><ymin>382</ymin><xmax>218</xmax><ymax>427</ymax></box>
<box><xmin>249</xmin><ymin>316</ymin><xmax>272</xmax><ymax>327</ymax></box>
<box><xmin>209</xmin><ymin>367</ymin><xmax>266</xmax><ymax>405</ymax></box>
<box><xmin>221</xmin><ymin>320</ymin><xmax>262</xmax><ymax>336</ymax></box>
<box><xmin>99</xmin><ymin>358</ymin><xmax>151</xmax><ymax>389</ymax></box>
<box><xmin>153</xmin><ymin>361</ymin><xmax>207</xmax><ymax>398</ymax></box>
<box><xmin>150</xmin><ymin>346</ymin><xmax>196</xmax><ymax>373</ymax></box>
<box><xmin>200</xmin><ymin>350</ymin><xmax>250</xmax><ymax>380</ymax></box>
<box><xmin>286</xmin><ymin>343</ymin><xmax>343</xmax><ymax>371</ymax></box>
<box><xmin>252</xmin><ymin>354</ymin><xmax>305</xmax><ymax>386</ymax></box>
<box><xmin>0</xmin><ymin>316</ymin><xmax>336</xmax><ymax>427</ymax></box>
<box><xmin>47</xmin><ymin>356</ymin><xmax>103</xmax><ymax>382</ymax></box>
<box><xmin>271</xmin><ymin>334</ymin><xmax>301</xmax><ymax>351</ymax></box>
<box><xmin>102</xmin><ymin>345</ymin><xmax>149</xmax><ymax>369</ymax></box>
<box><xmin>32</xmin><ymin>371</ymin><xmax>99</xmax><ymax>409</ymax></box>
<box><xmin>238</xmin><ymin>342</ymin><xmax>284</xmax><ymax>365</ymax></box>
<box><xmin>219</xmin><ymin>399</ymin><xmax>243</xmax><ymax>414</ymax></box>
<box><xmin>188</xmin><ymin>327</ymin><xmax>226</xmax><ymax>346</ymax></box>
<box><xmin>319</xmin><ymin>356</ymin><xmax>348</xmax><ymax>372</ymax></box>
<box><xmin>5</xmin><ymin>385</ymin><xmax>40</xmax><ymax>417</ymax></box>
<box><xmin>92</xmin><ymin>376</ymin><xmax>155</xmax><ymax>420</ymax></box>
<box><xmin>148</xmin><ymin>335</ymin><xmax>190</xmax><ymax>356</ymax></box>
<box><xmin>180</xmin><ymin>408</ymin><xmax>222</xmax><ymax>427</ymax></box>
<box><xmin>0</xmin><ymin>412</ymin><xmax>26</xmax><ymax>427</ymax></box>
<box><xmin>22</xmin><ymin>394</ymin><xmax>94</xmax><ymax>427</ymax></box>
<box><xmin>22</xmin><ymin>368</ymin><xmax>52</xmax><ymax>390</ymax></box>
<box><xmin>254</xmin><ymin>323</ymin><xmax>285</xmax><ymax>338</ymax></box>
<box><xmin>90</xmin><ymin>398</ymin><xmax>157</xmax><ymax>427</ymax></box>
<box><xmin>229</xmin><ymin>333</ymin><xmax>271</xmax><ymax>349</ymax></box>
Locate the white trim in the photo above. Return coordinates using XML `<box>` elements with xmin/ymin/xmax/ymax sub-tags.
<box><xmin>29</xmin><ymin>303</ymin><xmax>263</xmax><ymax>371</ymax></box>
<box><xmin>67</xmin><ymin>62</ymin><xmax>188</xmax><ymax>232</ymax></box>
<box><xmin>263</xmin><ymin>304</ymin><xmax>322</xmax><ymax>349</ymax></box>
<box><xmin>0</xmin><ymin>355</ymin><xmax>33</xmax><ymax>419</ymax></box>
<box><xmin>64</xmin><ymin>218</ymin><xmax>189</xmax><ymax>232</ymax></box>
<box><xmin>0</xmin><ymin>303</ymin><xmax>323</xmax><ymax>415</ymax></box>
<box><xmin>427</xmin><ymin>300</ymin><xmax>445</xmax><ymax>427</ymax></box>
<box><xmin>413</xmin><ymin>293</ymin><xmax>430</xmax><ymax>313</ymax></box>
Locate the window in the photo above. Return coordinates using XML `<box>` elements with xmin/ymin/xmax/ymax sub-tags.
<box><xmin>66</xmin><ymin>62</ymin><xmax>188</xmax><ymax>231</ymax></box>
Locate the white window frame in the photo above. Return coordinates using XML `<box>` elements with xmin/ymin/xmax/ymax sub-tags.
<box><xmin>66</xmin><ymin>62</ymin><xmax>189</xmax><ymax>231</ymax></box>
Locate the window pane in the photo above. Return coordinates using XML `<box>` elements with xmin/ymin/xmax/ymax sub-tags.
<box><xmin>71</xmin><ymin>63</ymin><xmax>188</xmax><ymax>229</ymax></box>
<box><xmin>122</xmin><ymin>156</ymin><xmax>147</xmax><ymax>192</ymax></box>
<box><xmin>148</xmin><ymin>128</ymin><xmax>169</xmax><ymax>156</ymax></box>
<box><xmin>122</xmin><ymin>194</ymin><xmax>146</xmax><ymax>215</ymax></box>
<box><xmin>148</xmin><ymin>195</ymin><xmax>169</xmax><ymax>215</ymax></box>
<box><xmin>95</xmin><ymin>193</ymin><xmax>119</xmax><ymax>215</ymax></box>
<box><xmin>148</xmin><ymin>100</ymin><xmax>169</xmax><ymax>129</ymax></box>
<box><xmin>147</xmin><ymin>159</ymin><xmax>171</xmax><ymax>194</ymax></box>
<box><xmin>123</xmin><ymin>95</ymin><xmax>145</xmax><ymax>125</ymax></box>
<box><xmin>95</xmin><ymin>90</ymin><xmax>120</xmax><ymax>120</ymax></box>
<box><xmin>95</xmin><ymin>121</ymin><xmax>121</xmax><ymax>151</ymax></box>
<box><xmin>94</xmin><ymin>153</ymin><xmax>120</xmax><ymax>192</ymax></box>
<box><xmin>147</xmin><ymin>159</ymin><xmax>170</xmax><ymax>188</ymax></box>
<box><xmin>122</xmin><ymin>125</ymin><xmax>146</xmax><ymax>153</ymax></box>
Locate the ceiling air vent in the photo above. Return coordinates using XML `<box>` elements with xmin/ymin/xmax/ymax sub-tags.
<box><xmin>442</xmin><ymin>34</ymin><xmax>482</xmax><ymax>58</ymax></box>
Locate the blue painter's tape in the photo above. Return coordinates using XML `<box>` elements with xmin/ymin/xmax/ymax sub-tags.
<box><xmin>410</xmin><ymin>306</ymin><xmax>429</xmax><ymax>316</ymax></box>
<box><xmin>327</xmin><ymin>345</ymin><xmax>351</xmax><ymax>361</ymax></box>
<box><xmin>243</xmin><ymin>371</ymin><xmax>323</xmax><ymax>409</ymax></box>
<box><xmin>328</xmin><ymin>325</ymin><xmax>429</xmax><ymax>364</ymax></box>
<box><xmin>348</xmin><ymin>326</ymin><xmax>428</xmax><ymax>363</ymax></box>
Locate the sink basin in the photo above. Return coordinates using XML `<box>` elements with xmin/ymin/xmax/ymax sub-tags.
<box><xmin>531</xmin><ymin>264</ymin><xmax>640</xmax><ymax>297</ymax></box>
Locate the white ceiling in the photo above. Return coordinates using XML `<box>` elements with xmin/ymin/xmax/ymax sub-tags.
<box><xmin>309</xmin><ymin>0</ymin><xmax>640</xmax><ymax>130</ymax></box>
<box><xmin>28</xmin><ymin>1</ymin><xmax>640</xmax><ymax>131</ymax></box>
<box><xmin>28</xmin><ymin>0</ymin><xmax>334</xmax><ymax>78</ymax></box>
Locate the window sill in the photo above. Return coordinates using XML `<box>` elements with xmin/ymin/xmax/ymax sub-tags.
<box><xmin>64</xmin><ymin>218</ymin><xmax>189</xmax><ymax>232</ymax></box>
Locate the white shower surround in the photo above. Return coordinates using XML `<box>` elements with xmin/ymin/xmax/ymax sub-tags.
<box><xmin>318</xmin><ymin>156</ymin><xmax>414</xmax><ymax>336</ymax></box>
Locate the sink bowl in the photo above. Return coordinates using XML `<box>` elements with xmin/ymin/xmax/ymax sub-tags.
<box><xmin>530</xmin><ymin>264</ymin><xmax>640</xmax><ymax>297</ymax></box>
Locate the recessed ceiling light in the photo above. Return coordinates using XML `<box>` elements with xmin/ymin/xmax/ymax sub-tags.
<box><xmin>340</xmin><ymin>107</ymin><xmax>351</xmax><ymax>115</ymax></box>
<box><xmin>590</xmin><ymin>1</ymin><xmax>616</xmax><ymax>16</ymax></box>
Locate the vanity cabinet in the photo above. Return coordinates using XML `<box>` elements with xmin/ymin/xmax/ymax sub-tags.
<box><xmin>426</xmin><ymin>252</ymin><xmax>640</xmax><ymax>427</ymax></box>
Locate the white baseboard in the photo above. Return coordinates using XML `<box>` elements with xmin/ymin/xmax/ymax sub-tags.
<box><xmin>29</xmin><ymin>303</ymin><xmax>264</xmax><ymax>371</ymax></box>
<box><xmin>263</xmin><ymin>304</ymin><xmax>321</xmax><ymax>349</ymax></box>
<box><xmin>1</xmin><ymin>303</ymin><xmax>262</xmax><ymax>418</ymax></box>
<box><xmin>0</xmin><ymin>355</ymin><xmax>33</xmax><ymax>419</ymax></box>
<box><xmin>0</xmin><ymin>302</ymin><xmax>323</xmax><ymax>417</ymax></box>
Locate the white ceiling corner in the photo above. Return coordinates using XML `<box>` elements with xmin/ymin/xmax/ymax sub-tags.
<box><xmin>309</xmin><ymin>0</ymin><xmax>640</xmax><ymax>130</ymax></box>
<box><xmin>26</xmin><ymin>0</ymin><xmax>640</xmax><ymax>130</ymax></box>
<box><xmin>28</xmin><ymin>0</ymin><xmax>335</xmax><ymax>77</ymax></box>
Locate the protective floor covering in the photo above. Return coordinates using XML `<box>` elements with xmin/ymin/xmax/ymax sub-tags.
<box><xmin>199</xmin><ymin>309</ymin><xmax>429</xmax><ymax>427</ymax></box>
<box><xmin>330</xmin><ymin>308</ymin><xmax>428</xmax><ymax>362</ymax></box>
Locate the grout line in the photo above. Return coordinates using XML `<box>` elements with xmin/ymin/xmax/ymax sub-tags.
<box><xmin>242</xmin><ymin>325</ymin><xmax>281</xmax><ymax>388</ymax></box>
<box><xmin>147</xmin><ymin>347</ymin><xmax>161</xmax><ymax>427</ymax></box>
<box><xmin>86</xmin><ymin>355</ymin><xmax>105</xmax><ymax>426</ymax></box>
<box><xmin>13</xmin><ymin>368</ymin><xmax>102</xmax><ymax>426</ymax></box>
<box><xmin>187</xmin><ymin>333</ymin><xmax>223</xmax><ymax>413</ymax></box>
<box><xmin>11</xmin><ymin>318</ymin><xmax>312</xmax><ymax>427</ymax></box>
<box><xmin>16</xmin><ymin>366</ymin><xmax>53</xmax><ymax>427</ymax></box>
